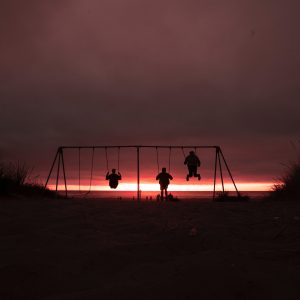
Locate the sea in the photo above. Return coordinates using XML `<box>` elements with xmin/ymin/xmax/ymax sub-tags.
<box><xmin>62</xmin><ymin>191</ymin><xmax>268</xmax><ymax>200</ymax></box>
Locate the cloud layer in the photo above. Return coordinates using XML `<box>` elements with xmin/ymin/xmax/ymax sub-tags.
<box><xmin>1</xmin><ymin>0</ymin><xmax>299</xmax><ymax>182</ymax></box>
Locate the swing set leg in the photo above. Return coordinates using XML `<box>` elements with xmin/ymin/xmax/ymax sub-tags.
<box><xmin>219</xmin><ymin>149</ymin><xmax>240</xmax><ymax>197</ymax></box>
<box><xmin>60</xmin><ymin>148</ymin><xmax>68</xmax><ymax>198</ymax></box>
<box><xmin>213</xmin><ymin>148</ymin><xmax>218</xmax><ymax>200</ymax></box>
<box><xmin>137</xmin><ymin>147</ymin><xmax>140</xmax><ymax>201</ymax></box>
<box><xmin>45</xmin><ymin>149</ymin><xmax>59</xmax><ymax>189</ymax></box>
<box><xmin>44</xmin><ymin>147</ymin><xmax>68</xmax><ymax>198</ymax></box>
<box><xmin>217</xmin><ymin>149</ymin><xmax>225</xmax><ymax>193</ymax></box>
<box><xmin>55</xmin><ymin>151</ymin><xmax>61</xmax><ymax>192</ymax></box>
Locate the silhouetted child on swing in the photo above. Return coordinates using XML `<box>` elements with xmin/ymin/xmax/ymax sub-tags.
<box><xmin>184</xmin><ymin>151</ymin><xmax>201</xmax><ymax>181</ymax></box>
<box><xmin>106</xmin><ymin>169</ymin><xmax>122</xmax><ymax>189</ymax></box>
<box><xmin>156</xmin><ymin>167</ymin><xmax>173</xmax><ymax>200</ymax></box>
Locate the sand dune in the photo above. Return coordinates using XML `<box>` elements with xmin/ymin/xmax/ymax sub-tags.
<box><xmin>0</xmin><ymin>197</ymin><xmax>300</xmax><ymax>299</ymax></box>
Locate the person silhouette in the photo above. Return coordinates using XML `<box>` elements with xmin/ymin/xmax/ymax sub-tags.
<box><xmin>106</xmin><ymin>169</ymin><xmax>122</xmax><ymax>189</ymax></box>
<box><xmin>184</xmin><ymin>151</ymin><xmax>201</xmax><ymax>181</ymax></box>
<box><xmin>156</xmin><ymin>167</ymin><xmax>173</xmax><ymax>200</ymax></box>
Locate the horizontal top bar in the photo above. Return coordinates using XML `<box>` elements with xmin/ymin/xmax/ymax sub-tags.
<box><xmin>60</xmin><ymin>145</ymin><xmax>220</xmax><ymax>149</ymax></box>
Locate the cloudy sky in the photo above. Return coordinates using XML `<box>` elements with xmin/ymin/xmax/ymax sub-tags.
<box><xmin>1</xmin><ymin>0</ymin><xmax>299</xmax><ymax>188</ymax></box>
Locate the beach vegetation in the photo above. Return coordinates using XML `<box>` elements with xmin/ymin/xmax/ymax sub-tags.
<box><xmin>270</xmin><ymin>158</ymin><xmax>300</xmax><ymax>200</ymax></box>
<box><xmin>0</xmin><ymin>161</ymin><xmax>55</xmax><ymax>197</ymax></box>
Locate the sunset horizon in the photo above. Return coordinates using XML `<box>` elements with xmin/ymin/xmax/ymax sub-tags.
<box><xmin>49</xmin><ymin>181</ymin><xmax>273</xmax><ymax>192</ymax></box>
<box><xmin>1</xmin><ymin>1</ymin><xmax>300</xmax><ymax>298</ymax></box>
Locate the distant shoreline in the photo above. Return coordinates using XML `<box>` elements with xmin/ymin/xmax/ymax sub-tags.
<box><xmin>57</xmin><ymin>190</ymin><xmax>268</xmax><ymax>200</ymax></box>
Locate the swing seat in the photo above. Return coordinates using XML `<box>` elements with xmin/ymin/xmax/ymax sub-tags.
<box><xmin>109</xmin><ymin>180</ymin><xmax>119</xmax><ymax>189</ymax></box>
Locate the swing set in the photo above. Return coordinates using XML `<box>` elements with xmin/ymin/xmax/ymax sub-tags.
<box><xmin>45</xmin><ymin>145</ymin><xmax>240</xmax><ymax>200</ymax></box>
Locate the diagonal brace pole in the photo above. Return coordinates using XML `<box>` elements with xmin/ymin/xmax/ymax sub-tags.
<box><xmin>219</xmin><ymin>148</ymin><xmax>240</xmax><ymax>197</ymax></box>
<box><xmin>60</xmin><ymin>148</ymin><xmax>68</xmax><ymax>198</ymax></box>
<box><xmin>217</xmin><ymin>148</ymin><xmax>225</xmax><ymax>193</ymax></box>
<box><xmin>213</xmin><ymin>147</ymin><xmax>218</xmax><ymax>200</ymax></box>
<box><xmin>45</xmin><ymin>148</ymin><xmax>60</xmax><ymax>189</ymax></box>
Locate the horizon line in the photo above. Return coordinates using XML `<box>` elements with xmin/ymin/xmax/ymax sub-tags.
<box><xmin>48</xmin><ymin>182</ymin><xmax>273</xmax><ymax>192</ymax></box>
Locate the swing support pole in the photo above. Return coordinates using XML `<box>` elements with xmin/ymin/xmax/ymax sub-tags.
<box><xmin>217</xmin><ymin>147</ymin><xmax>225</xmax><ymax>193</ymax></box>
<box><xmin>45</xmin><ymin>145</ymin><xmax>240</xmax><ymax>200</ymax></box>
<box><xmin>45</xmin><ymin>148</ymin><xmax>59</xmax><ymax>189</ymax></box>
<box><xmin>213</xmin><ymin>147</ymin><xmax>218</xmax><ymax>200</ymax></box>
<box><xmin>219</xmin><ymin>149</ymin><xmax>240</xmax><ymax>197</ymax></box>
<box><xmin>60</xmin><ymin>148</ymin><xmax>68</xmax><ymax>198</ymax></box>
<box><xmin>55</xmin><ymin>150</ymin><xmax>61</xmax><ymax>192</ymax></box>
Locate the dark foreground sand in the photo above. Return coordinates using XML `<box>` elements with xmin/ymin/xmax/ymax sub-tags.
<box><xmin>0</xmin><ymin>197</ymin><xmax>300</xmax><ymax>300</ymax></box>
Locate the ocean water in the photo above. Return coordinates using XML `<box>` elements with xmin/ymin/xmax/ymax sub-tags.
<box><xmin>64</xmin><ymin>190</ymin><xmax>268</xmax><ymax>200</ymax></box>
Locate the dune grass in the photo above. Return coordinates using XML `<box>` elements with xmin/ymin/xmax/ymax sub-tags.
<box><xmin>0</xmin><ymin>162</ymin><xmax>55</xmax><ymax>198</ymax></box>
<box><xmin>269</xmin><ymin>157</ymin><xmax>300</xmax><ymax>200</ymax></box>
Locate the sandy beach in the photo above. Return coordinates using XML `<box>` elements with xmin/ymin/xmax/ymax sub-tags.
<box><xmin>0</xmin><ymin>197</ymin><xmax>300</xmax><ymax>300</ymax></box>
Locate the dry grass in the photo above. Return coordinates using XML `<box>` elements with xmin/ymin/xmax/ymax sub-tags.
<box><xmin>269</xmin><ymin>156</ymin><xmax>300</xmax><ymax>200</ymax></box>
<box><xmin>0</xmin><ymin>161</ymin><xmax>55</xmax><ymax>197</ymax></box>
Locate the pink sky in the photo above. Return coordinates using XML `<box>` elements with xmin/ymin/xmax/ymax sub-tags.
<box><xmin>1</xmin><ymin>1</ymin><xmax>299</xmax><ymax>187</ymax></box>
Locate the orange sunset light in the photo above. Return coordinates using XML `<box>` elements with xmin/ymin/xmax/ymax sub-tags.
<box><xmin>50</xmin><ymin>182</ymin><xmax>273</xmax><ymax>192</ymax></box>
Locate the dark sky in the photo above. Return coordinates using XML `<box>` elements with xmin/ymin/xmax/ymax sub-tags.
<box><xmin>1</xmin><ymin>0</ymin><xmax>299</xmax><ymax>184</ymax></box>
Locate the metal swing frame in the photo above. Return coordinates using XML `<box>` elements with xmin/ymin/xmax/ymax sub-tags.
<box><xmin>45</xmin><ymin>145</ymin><xmax>240</xmax><ymax>200</ymax></box>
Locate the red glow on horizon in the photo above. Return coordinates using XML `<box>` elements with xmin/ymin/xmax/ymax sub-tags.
<box><xmin>49</xmin><ymin>181</ymin><xmax>273</xmax><ymax>192</ymax></box>
<box><xmin>46</xmin><ymin>145</ymin><xmax>278</xmax><ymax>194</ymax></box>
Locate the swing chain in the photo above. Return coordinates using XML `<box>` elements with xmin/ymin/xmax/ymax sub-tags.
<box><xmin>78</xmin><ymin>148</ymin><xmax>81</xmax><ymax>192</ymax></box>
<box><xmin>168</xmin><ymin>147</ymin><xmax>172</xmax><ymax>173</ymax></box>
<box><xmin>181</xmin><ymin>147</ymin><xmax>186</xmax><ymax>158</ymax></box>
<box><xmin>105</xmin><ymin>147</ymin><xmax>109</xmax><ymax>172</ymax></box>
<box><xmin>156</xmin><ymin>147</ymin><xmax>160</xmax><ymax>173</ymax></box>
<box><xmin>117</xmin><ymin>147</ymin><xmax>120</xmax><ymax>172</ymax></box>
<box><xmin>156</xmin><ymin>147</ymin><xmax>172</xmax><ymax>173</ymax></box>
<box><xmin>88</xmin><ymin>147</ymin><xmax>95</xmax><ymax>193</ymax></box>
